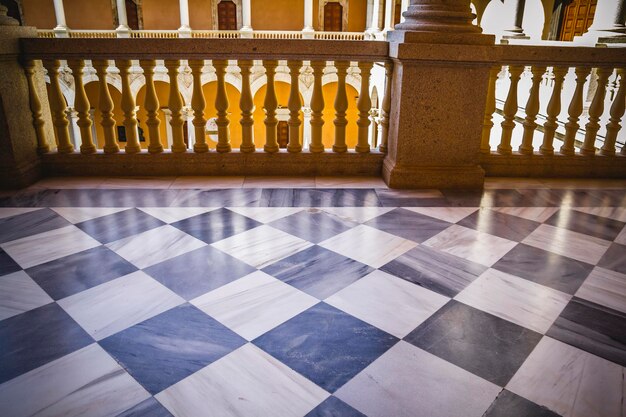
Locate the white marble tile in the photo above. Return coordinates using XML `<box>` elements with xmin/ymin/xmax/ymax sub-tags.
<box><xmin>212</xmin><ymin>225</ymin><xmax>312</xmax><ymax>269</ymax></box>
<box><xmin>572</xmin><ymin>207</ymin><xmax>626</xmax><ymax>222</ymax></box>
<box><xmin>318</xmin><ymin>207</ymin><xmax>395</xmax><ymax>223</ymax></box>
<box><xmin>0</xmin><ymin>208</ymin><xmax>41</xmax><ymax>220</ymax></box>
<box><xmin>192</xmin><ymin>271</ymin><xmax>318</xmax><ymax>340</ymax></box>
<box><xmin>319</xmin><ymin>225</ymin><xmax>417</xmax><ymax>268</ymax></box>
<box><xmin>170</xmin><ymin>176</ymin><xmax>245</xmax><ymax>189</ymax></box>
<box><xmin>491</xmin><ymin>207</ymin><xmax>559</xmax><ymax>223</ymax></box>
<box><xmin>423</xmin><ymin>225</ymin><xmax>517</xmax><ymax>267</ymax></box>
<box><xmin>335</xmin><ymin>341</ymin><xmax>500</xmax><ymax>417</ymax></box>
<box><xmin>51</xmin><ymin>207</ymin><xmax>129</xmax><ymax>224</ymax></box>
<box><xmin>0</xmin><ymin>271</ymin><xmax>53</xmax><ymax>321</ymax></box>
<box><xmin>522</xmin><ymin>224</ymin><xmax>611</xmax><ymax>265</ymax></box>
<box><xmin>156</xmin><ymin>343</ymin><xmax>329</xmax><ymax>417</ymax></box>
<box><xmin>575</xmin><ymin>267</ymin><xmax>626</xmax><ymax>314</ymax></box>
<box><xmin>138</xmin><ymin>207</ymin><xmax>218</xmax><ymax>224</ymax></box>
<box><xmin>325</xmin><ymin>270</ymin><xmax>449</xmax><ymax>338</ymax></box>
<box><xmin>315</xmin><ymin>176</ymin><xmax>387</xmax><ymax>189</ymax></box>
<box><xmin>455</xmin><ymin>269</ymin><xmax>570</xmax><ymax>333</ymax></box>
<box><xmin>507</xmin><ymin>337</ymin><xmax>625</xmax><ymax>417</ymax></box>
<box><xmin>0</xmin><ymin>343</ymin><xmax>150</xmax><ymax>417</ymax></box>
<box><xmin>243</xmin><ymin>176</ymin><xmax>316</xmax><ymax>188</ymax></box>
<box><xmin>107</xmin><ymin>225</ymin><xmax>206</xmax><ymax>269</ymax></box>
<box><xmin>58</xmin><ymin>271</ymin><xmax>184</xmax><ymax>340</ymax></box>
<box><xmin>98</xmin><ymin>177</ymin><xmax>176</xmax><ymax>189</ymax></box>
<box><xmin>404</xmin><ymin>207</ymin><xmax>478</xmax><ymax>223</ymax></box>
<box><xmin>1</xmin><ymin>225</ymin><xmax>101</xmax><ymax>269</ymax></box>
<box><xmin>226</xmin><ymin>207</ymin><xmax>304</xmax><ymax>224</ymax></box>
<box><xmin>615</xmin><ymin>225</ymin><xmax>626</xmax><ymax>245</ymax></box>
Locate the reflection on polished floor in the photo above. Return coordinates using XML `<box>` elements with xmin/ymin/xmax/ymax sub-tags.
<box><xmin>0</xmin><ymin>177</ymin><xmax>624</xmax><ymax>417</ymax></box>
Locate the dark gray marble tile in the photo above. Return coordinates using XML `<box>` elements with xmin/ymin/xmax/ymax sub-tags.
<box><xmin>0</xmin><ymin>249</ymin><xmax>21</xmax><ymax>277</ymax></box>
<box><xmin>0</xmin><ymin>208</ymin><xmax>69</xmax><ymax>244</ymax></box>
<box><xmin>518</xmin><ymin>189</ymin><xmax>609</xmax><ymax>208</ymax></box>
<box><xmin>269</xmin><ymin>209</ymin><xmax>358</xmax><ymax>243</ymax></box>
<box><xmin>375</xmin><ymin>189</ymin><xmax>449</xmax><ymax>207</ymax></box>
<box><xmin>547</xmin><ymin>297</ymin><xmax>626</xmax><ymax>367</ymax></box>
<box><xmin>545</xmin><ymin>210</ymin><xmax>625</xmax><ymax>241</ymax></box>
<box><xmin>39</xmin><ymin>189</ymin><xmax>181</xmax><ymax>207</ymax></box>
<box><xmin>364</xmin><ymin>208</ymin><xmax>452</xmax><ymax>242</ymax></box>
<box><xmin>260</xmin><ymin>189</ymin><xmax>382</xmax><ymax>207</ymax></box>
<box><xmin>457</xmin><ymin>208</ymin><xmax>541</xmax><ymax>242</ymax></box>
<box><xmin>0</xmin><ymin>303</ymin><xmax>93</xmax><ymax>384</ymax></box>
<box><xmin>597</xmin><ymin>243</ymin><xmax>626</xmax><ymax>275</ymax></box>
<box><xmin>492</xmin><ymin>243</ymin><xmax>593</xmax><ymax>294</ymax></box>
<box><xmin>25</xmin><ymin>246</ymin><xmax>137</xmax><ymax>300</ymax></box>
<box><xmin>404</xmin><ymin>300</ymin><xmax>542</xmax><ymax>386</ymax></box>
<box><xmin>262</xmin><ymin>245</ymin><xmax>374</xmax><ymax>299</ymax></box>
<box><xmin>443</xmin><ymin>190</ymin><xmax>557</xmax><ymax>207</ymax></box>
<box><xmin>116</xmin><ymin>397</ymin><xmax>173</xmax><ymax>417</ymax></box>
<box><xmin>380</xmin><ymin>245</ymin><xmax>487</xmax><ymax>297</ymax></box>
<box><xmin>171</xmin><ymin>208</ymin><xmax>261</xmax><ymax>244</ymax></box>
<box><xmin>76</xmin><ymin>208</ymin><xmax>165</xmax><ymax>244</ymax></box>
<box><xmin>100</xmin><ymin>304</ymin><xmax>246</xmax><ymax>395</ymax></box>
<box><xmin>0</xmin><ymin>189</ymin><xmax>52</xmax><ymax>207</ymax></box>
<box><xmin>253</xmin><ymin>302</ymin><xmax>398</xmax><ymax>393</ymax></box>
<box><xmin>143</xmin><ymin>246</ymin><xmax>256</xmax><ymax>300</ymax></box>
<box><xmin>484</xmin><ymin>390</ymin><xmax>561</xmax><ymax>417</ymax></box>
<box><xmin>305</xmin><ymin>396</ymin><xmax>367</xmax><ymax>417</ymax></box>
<box><xmin>170</xmin><ymin>189</ymin><xmax>262</xmax><ymax>207</ymax></box>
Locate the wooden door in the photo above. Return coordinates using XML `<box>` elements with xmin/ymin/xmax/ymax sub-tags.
<box><xmin>324</xmin><ymin>2</ymin><xmax>343</xmax><ymax>32</ymax></box>
<box><xmin>559</xmin><ymin>0</ymin><xmax>597</xmax><ymax>41</ymax></box>
<box><xmin>125</xmin><ymin>0</ymin><xmax>140</xmax><ymax>30</ymax></box>
<box><xmin>277</xmin><ymin>121</ymin><xmax>289</xmax><ymax>148</ymax></box>
<box><xmin>218</xmin><ymin>0</ymin><xmax>238</xmax><ymax>30</ymax></box>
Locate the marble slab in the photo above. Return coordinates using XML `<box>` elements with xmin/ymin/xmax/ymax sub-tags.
<box><xmin>0</xmin><ymin>207</ymin><xmax>42</xmax><ymax>220</ymax></box>
<box><xmin>260</xmin><ymin>189</ymin><xmax>382</xmax><ymax>207</ymax></box>
<box><xmin>243</xmin><ymin>176</ymin><xmax>316</xmax><ymax>188</ymax></box>
<box><xmin>1</xmin><ymin>225</ymin><xmax>101</xmax><ymax>269</ymax></box>
<box><xmin>317</xmin><ymin>207</ymin><xmax>394</xmax><ymax>223</ymax></box>
<box><xmin>490</xmin><ymin>207</ymin><xmax>559</xmax><ymax>223</ymax></box>
<box><xmin>305</xmin><ymin>396</ymin><xmax>366</xmax><ymax>417</ymax></box>
<box><xmin>598</xmin><ymin>243</ymin><xmax>626</xmax><ymax>274</ymax></box>
<box><xmin>457</xmin><ymin>208</ymin><xmax>541</xmax><ymax>242</ymax></box>
<box><xmin>522</xmin><ymin>224</ymin><xmax>612</xmax><ymax>265</ymax></box>
<box><xmin>226</xmin><ymin>207</ymin><xmax>304</xmax><ymax>224</ymax></box>
<box><xmin>0</xmin><ymin>343</ymin><xmax>150</xmax><ymax>417</ymax></box>
<box><xmin>455</xmin><ymin>269</ymin><xmax>570</xmax><ymax>334</ymax></box>
<box><xmin>315</xmin><ymin>176</ymin><xmax>387</xmax><ymax>189</ymax></box>
<box><xmin>116</xmin><ymin>397</ymin><xmax>173</xmax><ymax>417</ymax></box>
<box><xmin>483</xmin><ymin>390</ymin><xmax>562</xmax><ymax>417</ymax></box>
<box><xmin>191</xmin><ymin>271</ymin><xmax>318</xmax><ymax>341</ymax></box>
<box><xmin>138</xmin><ymin>207</ymin><xmax>218</xmax><ymax>224</ymax></box>
<box><xmin>269</xmin><ymin>209</ymin><xmax>359</xmax><ymax>243</ymax></box>
<box><xmin>507</xmin><ymin>337</ymin><xmax>625</xmax><ymax>417</ymax></box>
<box><xmin>326</xmin><ymin>270</ymin><xmax>449</xmax><ymax>338</ymax></box>
<box><xmin>403</xmin><ymin>207</ymin><xmax>478</xmax><ymax>223</ymax></box>
<box><xmin>212</xmin><ymin>225</ymin><xmax>312</xmax><ymax>269</ymax></box>
<box><xmin>335</xmin><ymin>341</ymin><xmax>500</xmax><ymax>417</ymax></box>
<box><xmin>76</xmin><ymin>208</ymin><xmax>166</xmax><ymax>244</ymax></box>
<box><xmin>58</xmin><ymin>271</ymin><xmax>184</xmax><ymax>340</ymax></box>
<box><xmin>616</xmin><ymin>226</ymin><xmax>626</xmax><ymax>245</ymax></box>
<box><xmin>319</xmin><ymin>225</ymin><xmax>417</xmax><ymax>268</ymax></box>
<box><xmin>545</xmin><ymin>209</ymin><xmax>625</xmax><ymax>241</ymax></box>
<box><xmin>0</xmin><ymin>249</ymin><xmax>21</xmax><ymax>277</ymax></box>
<box><xmin>156</xmin><ymin>344</ymin><xmax>329</xmax><ymax>417</ymax></box>
<box><xmin>573</xmin><ymin>207</ymin><xmax>626</xmax><ymax>222</ymax></box>
<box><xmin>575</xmin><ymin>267</ymin><xmax>626</xmax><ymax>314</ymax></box>
<box><xmin>170</xmin><ymin>176</ymin><xmax>245</xmax><ymax>189</ymax></box>
<box><xmin>170</xmin><ymin>189</ymin><xmax>263</xmax><ymax>207</ymax></box>
<box><xmin>171</xmin><ymin>208</ymin><xmax>262</xmax><ymax>244</ymax></box>
<box><xmin>0</xmin><ymin>208</ymin><xmax>69</xmax><ymax>244</ymax></box>
<box><xmin>0</xmin><ymin>271</ymin><xmax>53</xmax><ymax>321</ymax></box>
<box><xmin>364</xmin><ymin>208</ymin><xmax>452</xmax><ymax>243</ymax></box>
<box><xmin>51</xmin><ymin>207</ymin><xmax>129</xmax><ymax>224</ymax></box>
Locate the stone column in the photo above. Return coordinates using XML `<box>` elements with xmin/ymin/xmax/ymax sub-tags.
<box><xmin>115</xmin><ymin>0</ymin><xmax>131</xmax><ymax>38</ymax></box>
<box><xmin>384</xmin><ymin>0</ymin><xmax>395</xmax><ymax>32</ymax></box>
<box><xmin>52</xmin><ymin>0</ymin><xmax>69</xmax><ymax>37</ymax></box>
<box><xmin>586</xmin><ymin>0</ymin><xmax>626</xmax><ymax>44</ymax></box>
<box><xmin>178</xmin><ymin>0</ymin><xmax>192</xmax><ymax>38</ymax></box>
<box><xmin>400</xmin><ymin>0</ymin><xmax>409</xmax><ymax>23</ymax></box>
<box><xmin>368</xmin><ymin>0</ymin><xmax>382</xmax><ymax>35</ymax></box>
<box><xmin>502</xmin><ymin>0</ymin><xmax>529</xmax><ymax>39</ymax></box>
<box><xmin>384</xmin><ymin>0</ymin><xmax>496</xmax><ymax>188</ymax></box>
<box><xmin>303</xmin><ymin>0</ymin><xmax>314</xmax><ymax>39</ymax></box>
<box><xmin>241</xmin><ymin>0</ymin><xmax>253</xmax><ymax>38</ymax></box>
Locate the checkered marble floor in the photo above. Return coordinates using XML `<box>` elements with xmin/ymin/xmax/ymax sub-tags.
<box><xmin>0</xmin><ymin>185</ymin><xmax>625</xmax><ymax>417</ymax></box>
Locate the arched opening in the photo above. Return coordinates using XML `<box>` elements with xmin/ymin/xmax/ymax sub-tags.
<box><xmin>218</xmin><ymin>0</ymin><xmax>237</xmax><ymax>30</ymax></box>
<box><xmin>324</xmin><ymin>2</ymin><xmax>343</xmax><ymax>31</ymax></box>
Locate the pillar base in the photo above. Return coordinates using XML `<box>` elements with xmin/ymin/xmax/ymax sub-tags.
<box><xmin>240</xmin><ymin>26</ymin><xmax>253</xmax><ymax>39</ymax></box>
<box><xmin>302</xmin><ymin>27</ymin><xmax>315</xmax><ymax>39</ymax></box>
<box><xmin>383</xmin><ymin>159</ymin><xmax>485</xmax><ymax>189</ymax></box>
<box><xmin>116</xmin><ymin>25</ymin><xmax>131</xmax><ymax>38</ymax></box>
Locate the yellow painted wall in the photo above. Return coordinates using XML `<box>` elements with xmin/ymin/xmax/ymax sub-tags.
<box><xmin>348</xmin><ymin>0</ymin><xmax>368</xmax><ymax>32</ymax></box>
<box><xmin>321</xmin><ymin>82</ymin><xmax>359</xmax><ymax>148</ymax></box>
<box><xmin>251</xmin><ymin>0</ymin><xmax>304</xmax><ymax>31</ymax></box>
<box><xmin>189</xmin><ymin>0</ymin><xmax>214</xmax><ymax>30</ymax></box>
<box><xmin>21</xmin><ymin>0</ymin><xmax>56</xmax><ymax>28</ymax></box>
<box><xmin>65</xmin><ymin>0</ymin><xmax>115</xmax><ymax>29</ymax></box>
<box><xmin>142</xmin><ymin>0</ymin><xmax>180</xmax><ymax>29</ymax></box>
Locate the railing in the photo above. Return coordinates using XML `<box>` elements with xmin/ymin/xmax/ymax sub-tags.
<box><xmin>20</xmin><ymin>38</ymin><xmax>391</xmax><ymax>176</ymax></box>
<box><xmin>315</xmin><ymin>32</ymin><xmax>367</xmax><ymax>41</ymax></box>
<box><xmin>130</xmin><ymin>30</ymin><xmax>179</xmax><ymax>39</ymax></box>
<box><xmin>481</xmin><ymin>44</ymin><xmax>626</xmax><ymax>176</ymax></box>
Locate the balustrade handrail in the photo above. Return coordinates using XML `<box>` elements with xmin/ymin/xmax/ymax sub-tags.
<box><xmin>22</xmin><ymin>38</ymin><xmax>389</xmax><ymax>62</ymax></box>
<box><xmin>495</xmin><ymin>44</ymin><xmax>626</xmax><ymax>68</ymax></box>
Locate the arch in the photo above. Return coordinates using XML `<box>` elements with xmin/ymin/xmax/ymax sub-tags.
<box><xmin>211</xmin><ymin>0</ymin><xmax>243</xmax><ymax>30</ymax></box>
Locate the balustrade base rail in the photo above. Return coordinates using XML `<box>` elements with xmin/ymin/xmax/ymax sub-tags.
<box><xmin>40</xmin><ymin>151</ymin><xmax>385</xmax><ymax>177</ymax></box>
<box><xmin>481</xmin><ymin>153</ymin><xmax>626</xmax><ymax>178</ymax></box>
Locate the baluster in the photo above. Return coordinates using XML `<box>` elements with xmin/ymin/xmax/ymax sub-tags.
<box><xmin>581</xmin><ymin>67</ymin><xmax>613</xmax><ymax>156</ymax></box>
<box><xmin>140</xmin><ymin>59</ymin><xmax>163</xmax><ymax>153</ymax></box>
<box><xmin>239</xmin><ymin>59</ymin><xmax>255</xmax><ymax>153</ymax></box>
<box><xmin>519</xmin><ymin>66</ymin><xmax>546</xmax><ymax>155</ymax></box>
<box><xmin>481</xmin><ymin>66</ymin><xmax>500</xmax><ymax>154</ymax></box>
<box><xmin>560</xmin><ymin>67</ymin><xmax>591</xmax><ymax>155</ymax></box>
<box><xmin>356</xmin><ymin>61</ymin><xmax>373</xmax><ymax>153</ymax></box>
<box><xmin>68</xmin><ymin>59</ymin><xmax>97</xmax><ymax>154</ymax></box>
<box><xmin>498</xmin><ymin>65</ymin><xmax>523</xmax><ymax>155</ymax></box>
<box><xmin>263</xmin><ymin>60</ymin><xmax>279</xmax><ymax>153</ymax></box>
<box><xmin>44</xmin><ymin>60</ymin><xmax>73</xmax><ymax>153</ymax></box>
<box><xmin>165</xmin><ymin>59</ymin><xmax>187</xmax><ymax>153</ymax></box>
<box><xmin>379</xmin><ymin>61</ymin><xmax>392</xmax><ymax>153</ymax></box>
<box><xmin>333</xmin><ymin>61</ymin><xmax>350</xmax><ymax>153</ymax></box>
<box><xmin>287</xmin><ymin>60</ymin><xmax>303</xmax><ymax>153</ymax></box>
<box><xmin>93</xmin><ymin>60</ymin><xmax>119</xmax><ymax>153</ymax></box>
<box><xmin>118</xmin><ymin>60</ymin><xmax>141</xmax><ymax>154</ymax></box>
<box><xmin>189</xmin><ymin>59</ymin><xmax>209</xmax><ymax>153</ymax></box>
<box><xmin>309</xmin><ymin>60</ymin><xmax>325</xmax><ymax>153</ymax></box>
<box><xmin>24</xmin><ymin>60</ymin><xmax>50</xmax><ymax>154</ymax></box>
<box><xmin>213</xmin><ymin>59</ymin><xmax>231</xmax><ymax>153</ymax></box>
<box><xmin>601</xmin><ymin>68</ymin><xmax>625</xmax><ymax>156</ymax></box>
<box><xmin>539</xmin><ymin>67</ymin><xmax>567</xmax><ymax>155</ymax></box>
